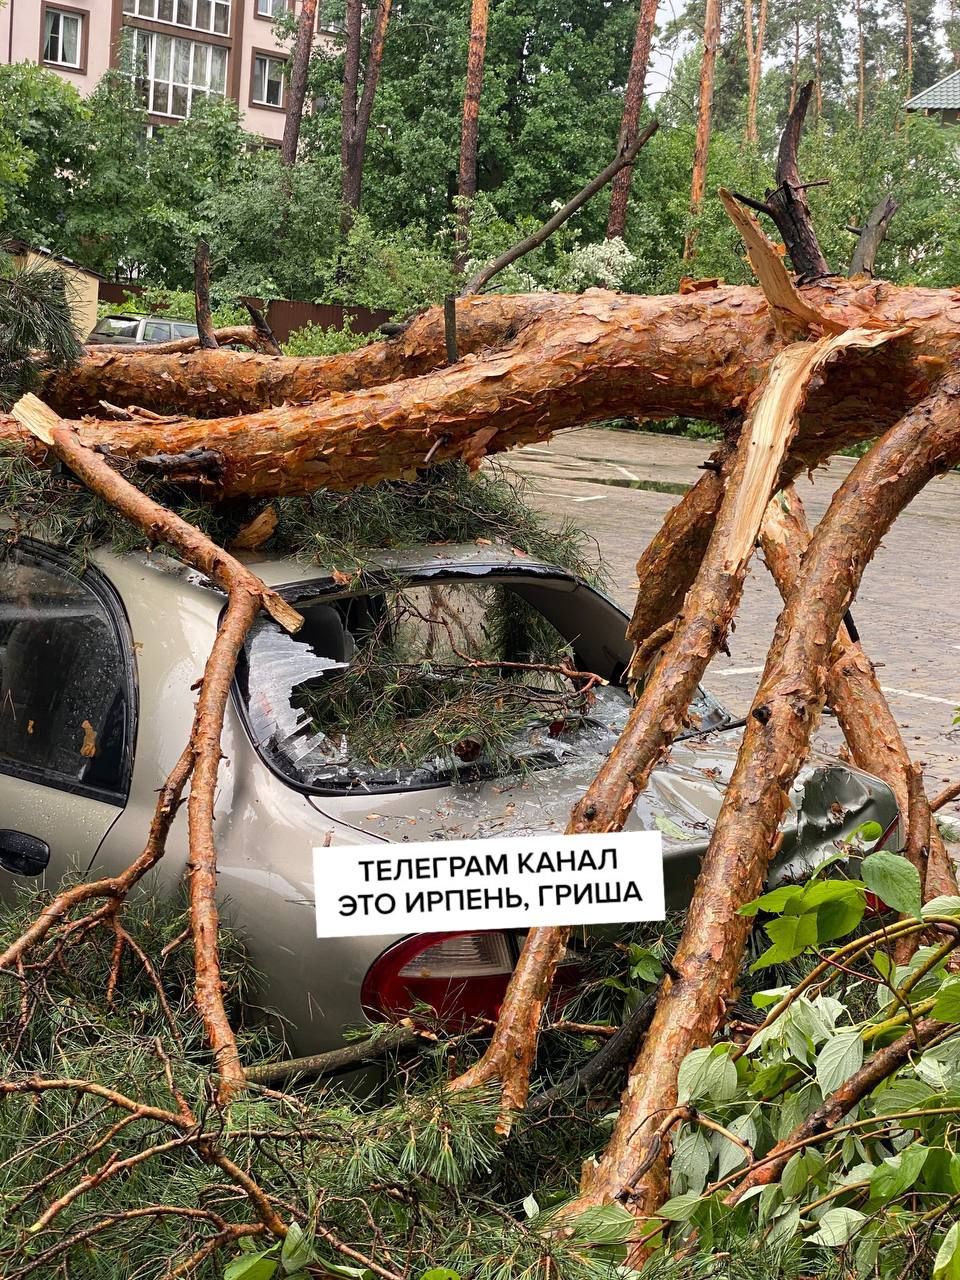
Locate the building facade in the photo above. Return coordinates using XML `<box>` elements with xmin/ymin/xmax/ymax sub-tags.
<box><xmin>0</xmin><ymin>0</ymin><xmax>330</xmax><ymax>142</ymax></box>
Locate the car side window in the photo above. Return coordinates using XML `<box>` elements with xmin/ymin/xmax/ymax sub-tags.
<box><xmin>142</xmin><ymin>321</ymin><xmax>171</xmax><ymax>342</ymax></box>
<box><xmin>173</xmin><ymin>323</ymin><xmax>198</xmax><ymax>340</ymax></box>
<box><xmin>0</xmin><ymin>545</ymin><xmax>134</xmax><ymax>803</ymax></box>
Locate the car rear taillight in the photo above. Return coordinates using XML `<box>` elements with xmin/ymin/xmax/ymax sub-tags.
<box><xmin>361</xmin><ymin>931</ymin><xmax>585</xmax><ymax>1026</ymax></box>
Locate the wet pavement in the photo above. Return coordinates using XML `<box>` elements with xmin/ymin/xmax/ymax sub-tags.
<box><xmin>504</xmin><ymin>428</ymin><xmax>960</xmax><ymax>827</ymax></box>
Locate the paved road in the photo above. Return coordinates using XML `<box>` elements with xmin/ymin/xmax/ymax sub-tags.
<box><xmin>505</xmin><ymin>428</ymin><xmax>960</xmax><ymax>821</ymax></box>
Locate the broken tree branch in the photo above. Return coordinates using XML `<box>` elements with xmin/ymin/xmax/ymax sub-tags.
<box><xmin>566</xmin><ymin>373</ymin><xmax>960</xmax><ymax>1253</ymax></box>
<box><xmin>242</xmin><ymin>301</ymin><xmax>282</xmax><ymax>357</ymax></box>
<box><xmin>5</xmin><ymin>395</ymin><xmax>303</xmax><ymax>1100</ymax></box>
<box><xmin>193</xmin><ymin>241</ymin><xmax>218</xmax><ymax>351</ymax></box>
<box><xmin>758</xmin><ymin>484</ymin><xmax>958</xmax><ymax>905</ymax></box>
<box><xmin>462</xmin><ymin>121</ymin><xmax>659</xmax><ymax>295</ymax></box>
<box><xmin>737</xmin><ymin>82</ymin><xmax>832</xmax><ymax>282</ymax></box>
<box><xmin>850</xmin><ymin>194</ymin><xmax>899</xmax><ymax>278</ymax></box>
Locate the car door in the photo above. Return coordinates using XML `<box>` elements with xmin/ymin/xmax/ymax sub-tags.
<box><xmin>142</xmin><ymin>321</ymin><xmax>172</xmax><ymax>343</ymax></box>
<box><xmin>0</xmin><ymin>541</ymin><xmax>136</xmax><ymax>896</ymax></box>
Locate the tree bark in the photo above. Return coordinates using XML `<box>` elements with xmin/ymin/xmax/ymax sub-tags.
<box><xmin>606</xmin><ymin>0</ymin><xmax>659</xmax><ymax>239</ymax></box>
<box><xmin>455</xmin><ymin>0</ymin><xmax>490</xmax><ymax>263</ymax></box>
<box><xmin>193</xmin><ymin>241</ymin><xmax>218</xmax><ymax>351</ymax></box>
<box><xmin>743</xmin><ymin>0</ymin><xmax>767</xmax><ymax>144</ymax></box>
<box><xmin>758</xmin><ymin>484</ymin><xmax>958</xmax><ymax>903</ymax></box>
<box><xmin>340</xmin><ymin>0</ymin><xmax>392</xmax><ymax>226</ymax></box>
<box><xmin>856</xmin><ymin>0</ymin><xmax>865</xmax><ymax>127</ymax></box>
<box><xmin>566</xmin><ymin>376</ymin><xmax>960</xmax><ymax>1251</ymax></box>
<box><xmin>281</xmin><ymin>0</ymin><xmax>320</xmax><ymax>166</ymax></box>
<box><xmin>44</xmin><ymin>277</ymin><xmax>960</xmax><ymax>432</ymax></box>
<box><xmin>682</xmin><ymin>0</ymin><xmax>721</xmax><ymax>260</ymax></box>
<box><xmin>849</xmin><ymin>194</ymin><xmax>898</xmax><ymax>277</ymax></box>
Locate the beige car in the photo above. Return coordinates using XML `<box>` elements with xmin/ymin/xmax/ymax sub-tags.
<box><xmin>0</xmin><ymin>538</ymin><xmax>899</xmax><ymax>1052</ymax></box>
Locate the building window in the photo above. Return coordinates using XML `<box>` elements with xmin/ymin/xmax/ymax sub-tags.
<box><xmin>252</xmin><ymin>53</ymin><xmax>285</xmax><ymax>106</ymax></box>
<box><xmin>122</xmin><ymin>0</ymin><xmax>231</xmax><ymax>36</ymax></box>
<box><xmin>256</xmin><ymin>0</ymin><xmax>286</xmax><ymax>15</ymax></box>
<box><xmin>131</xmin><ymin>29</ymin><xmax>228</xmax><ymax>118</ymax></box>
<box><xmin>43</xmin><ymin>8</ymin><xmax>83</xmax><ymax>67</ymax></box>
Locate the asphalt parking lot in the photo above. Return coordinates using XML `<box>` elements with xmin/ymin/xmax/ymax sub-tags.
<box><xmin>505</xmin><ymin>428</ymin><xmax>960</xmax><ymax>825</ymax></box>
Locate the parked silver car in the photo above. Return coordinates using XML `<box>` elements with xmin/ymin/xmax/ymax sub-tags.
<box><xmin>0</xmin><ymin>539</ymin><xmax>899</xmax><ymax>1051</ymax></box>
<box><xmin>87</xmin><ymin>314</ymin><xmax>200</xmax><ymax>345</ymax></box>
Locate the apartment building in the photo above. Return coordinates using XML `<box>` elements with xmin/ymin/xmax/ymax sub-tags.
<box><xmin>0</xmin><ymin>0</ymin><xmax>330</xmax><ymax>142</ymax></box>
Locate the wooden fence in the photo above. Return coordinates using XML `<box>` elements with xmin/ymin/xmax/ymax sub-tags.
<box><xmin>97</xmin><ymin>283</ymin><xmax>392</xmax><ymax>343</ymax></box>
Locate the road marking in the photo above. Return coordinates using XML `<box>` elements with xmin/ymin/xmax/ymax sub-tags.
<box><xmin>880</xmin><ymin>686</ymin><xmax>957</xmax><ymax>708</ymax></box>
<box><xmin>714</xmin><ymin>669</ymin><xmax>956</xmax><ymax>708</ymax></box>
<box><xmin>572</xmin><ymin>495</ymin><xmax>605</xmax><ymax>503</ymax></box>
<box><xmin>614</xmin><ymin>465</ymin><xmax>641</xmax><ymax>481</ymax></box>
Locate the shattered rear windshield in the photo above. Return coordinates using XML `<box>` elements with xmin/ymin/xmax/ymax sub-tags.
<box><xmin>236</xmin><ymin>573</ymin><xmax>638</xmax><ymax>793</ymax></box>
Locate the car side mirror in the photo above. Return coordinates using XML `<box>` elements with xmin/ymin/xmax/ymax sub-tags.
<box><xmin>0</xmin><ymin>830</ymin><xmax>50</xmax><ymax>877</ymax></box>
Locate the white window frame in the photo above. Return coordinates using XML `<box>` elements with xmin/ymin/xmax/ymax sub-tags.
<box><xmin>132</xmin><ymin>28</ymin><xmax>228</xmax><ymax>119</ymax></box>
<box><xmin>122</xmin><ymin>0</ymin><xmax>231</xmax><ymax>36</ymax></box>
<box><xmin>255</xmin><ymin>0</ymin><xmax>286</xmax><ymax>15</ymax></box>
<box><xmin>251</xmin><ymin>52</ymin><xmax>285</xmax><ymax>107</ymax></box>
<box><xmin>43</xmin><ymin>8</ymin><xmax>83</xmax><ymax>68</ymax></box>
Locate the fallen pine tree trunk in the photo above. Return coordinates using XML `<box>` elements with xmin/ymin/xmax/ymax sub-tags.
<box><xmin>39</xmin><ymin>281</ymin><xmax>960</xmax><ymax>430</ymax></box>
<box><xmin>7</xmin><ymin>282</ymin><xmax>960</xmax><ymax>501</ymax></box>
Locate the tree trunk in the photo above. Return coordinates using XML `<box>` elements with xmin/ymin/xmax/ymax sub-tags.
<box><xmin>814</xmin><ymin>12</ymin><xmax>823</xmax><ymax>118</ymax></box>
<box><xmin>744</xmin><ymin>0</ymin><xmax>767</xmax><ymax>144</ymax></box>
<box><xmin>281</xmin><ymin>0</ymin><xmax>320</xmax><ymax>166</ymax></box>
<box><xmin>759</xmin><ymin>484</ymin><xmax>958</xmax><ymax>901</ymax></box>
<box><xmin>856</xmin><ymin>0</ymin><xmax>865</xmax><ymax>126</ymax></box>
<box><xmin>455</xmin><ymin>0</ymin><xmax>490</xmax><ymax>263</ymax></box>
<box><xmin>34</xmin><ymin>281</ymin><xmax>960</xmax><ymax>498</ymax></box>
<box><xmin>566</xmin><ymin>376</ymin><xmax>960</xmax><ymax>1251</ymax></box>
<box><xmin>340</xmin><ymin>0</ymin><xmax>392</xmax><ymax>228</ymax></box>
<box><xmin>682</xmin><ymin>0</ymin><xmax>721</xmax><ymax>261</ymax></box>
<box><xmin>789</xmin><ymin>13</ymin><xmax>800</xmax><ymax>114</ymax></box>
<box><xmin>606</xmin><ymin>0</ymin><xmax>659</xmax><ymax>238</ymax></box>
<box><xmin>905</xmin><ymin>0</ymin><xmax>913</xmax><ymax>85</ymax></box>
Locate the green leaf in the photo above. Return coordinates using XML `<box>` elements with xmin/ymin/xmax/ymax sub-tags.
<box><xmin>798</xmin><ymin>880</ymin><xmax>866</xmax><ymax>942</ymax></box>
<box><xmin>808</xmin><ymin>1207</ymin><xmax>867</xmax><ymax>1247</ymax></box>
<box><xmin>923</xmin><ymin>896</ymin><xmax>960</xmax><ymax>920</ymax></box>
<box><xmin>857</xmin><ymin>821</ymin><xmax>884</xmax><ymax>842</ymax></box>
<box><xmin>654</xmin><ymin>815</ymin><xmax>694</xmax><ymax>841</ymax></box>
<box><xmin>765</xmin><ymin>1205</ymin><xmax>801</xmax><ymax>1250</ymax></box>
<box><xmin>935</xmin><ymin>979</ymin><xmax>960</xmax><ymax>1023</ymax></box>
<box><xmin>816</xmin><ymin>1030</ymin><xmax>864</xmax><ymax>1096</ymax></box>
<box><xmin>224</xmin><ymin>1256</ymin><xmax>279</xmax><ymax>1280</ymax></box>
<box><xmin>739</xmin><ymin>885</ymin><xmax>805</xmax><ymax>917</ymax></box>
<box><xmin>671</xmin><ymin>1126</ymin><xmax>711</xmax><ymax>1195</ymax></box>
<box><xmin>420</xmin><ymin>1271</ymin><xmax>461</xmax><ymax>1280</ymax></box>
<box><xmin>281</xmin><ymin>1224</ymin><xmax>311</xmax><ymax>1275</ymax></box>
<box><xmin>522</xmin><ymin>1194</ymin><xmax>539</xmax><ymax>1220</ymax></box>
<box><xmin>862</xmin><ymin>852</ymin><xmax>922</xmax><ymax>917</ymax></box>
<box><xmin>570</xmin><ymin>1203</ymin><xmax>636</xmax><ymax>1243</ymax></box>
<box><xmin>934</xmin><ymin>1222</ymin><xmax>960</xmax><ymax>1280</ymax></box>
<box><xmin>656</xmin><ymin>1193</ymin><xmax>703</xmax><ymax>1222</ymax></box>
<box><xmin>751</xmin><ymin>911</ymin><xmax>819</xmax><ymax>970</ymax></box>
<box><xmin>677</xmin><ymin>1046</ymin><xmax>737</xmax><ymax>1104</ymax></box>
<box><xmin>869</xmin><ymin>1146</ymin><xmax>929</xmax><ymax>1201</ymax></box>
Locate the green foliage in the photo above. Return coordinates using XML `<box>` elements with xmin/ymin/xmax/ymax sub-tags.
<box><xmin>0</xmin><ymin>450</ymin><xmax>600</xmax><ymax>586</ymax></box>
<box><xmin>649</xmin><ymin>850</ymin><xmax>960</xmax><ymax>1279</ymax></box>
<box><xmin>0</xmin><ymin>255</ymin><xmax>83</xmax><ymax>407</ymax></box>
<box><xmin>282</xmin><ymin>320</ymin><xmax>378</xmax><ymax>356</ymax></box>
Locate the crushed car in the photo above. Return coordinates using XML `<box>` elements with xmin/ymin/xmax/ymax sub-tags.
<box><xmin>0</xmin><ymin>539</ymin><xmax>899</xmax><ymax>1052</ymax></box>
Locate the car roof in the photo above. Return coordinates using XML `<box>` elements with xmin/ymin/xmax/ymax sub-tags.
<box><xmin>98</xmin><ymin>314</ymin><xmax>196</xmax><ymax>325</ymax></box>
<box><xmin>94</xmin><ymin>540</ymin><xmax>579</xmax><ymax>593</ymax></box>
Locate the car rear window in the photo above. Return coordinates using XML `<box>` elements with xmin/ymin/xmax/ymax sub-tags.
<box><xmin>92</xmin><ymin>317</ymin><xmax>140</xmax><ymax>340</ymax></box>
<box><xmin>236</xmin><ymin>574</ymin><xmax>635</xmax><ymax>793</ymax></box>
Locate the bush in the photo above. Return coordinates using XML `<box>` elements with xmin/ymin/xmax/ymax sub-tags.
<box><xmin>282</xmin><ymin>319</ymin><xmax>379</xmax><ymax>356</ymax></box>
